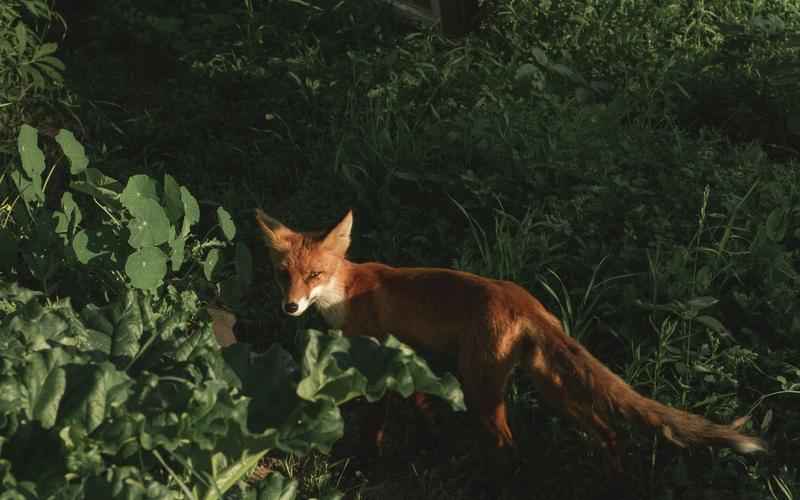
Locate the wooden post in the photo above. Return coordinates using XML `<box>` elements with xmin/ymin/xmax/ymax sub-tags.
<box><xmin>382</xmin><ymin>0</ymin><xmax>485</xmax><ymax>37</ymax></box>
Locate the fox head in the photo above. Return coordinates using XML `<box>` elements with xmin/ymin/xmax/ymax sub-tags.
<box><xmin>255</xmin><ymin>208</ymin><xmax>352</xmax><ymax>317</ymax></box>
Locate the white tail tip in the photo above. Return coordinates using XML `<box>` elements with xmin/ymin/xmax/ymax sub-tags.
<box><xmin>734</xmin><ymin>438</ymin><xmax>768</xmax><ymax>454</ymax></box>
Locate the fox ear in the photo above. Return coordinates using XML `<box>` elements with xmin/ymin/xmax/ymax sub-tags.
<box><xmin>321</xmin><ymin>209</ymin><xmax>353</xmax><ymax>256</ymax></box>
<box><xmin>255</xmin><ymin>209</ymin><xmax>291</xmax><ymax>253</ymax></box>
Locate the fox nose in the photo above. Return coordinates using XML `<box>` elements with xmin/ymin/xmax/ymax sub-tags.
<box><xmin>283</xmin><ymin>302</ymin><xmax>299</xmax><ymax>314</ymax></box>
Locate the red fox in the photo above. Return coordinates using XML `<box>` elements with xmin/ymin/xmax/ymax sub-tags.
<box><xmin>255</xmin><ymin>208</ymin><xmax>766</xmax><ymax>471</ymax></box>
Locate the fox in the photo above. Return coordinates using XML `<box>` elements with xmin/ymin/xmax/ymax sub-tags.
<box><xmin>254</xmin><ymin>207</ymin><xmax>767</xmax><ymax>473</ymax></box>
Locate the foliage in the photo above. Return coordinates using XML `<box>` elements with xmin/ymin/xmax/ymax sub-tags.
<box><xmin>0</xmin><ymin>125</ymin><xmax>465</xmax><ymax>499</ymax></box>
<box><xmin>0</xmin><ymin>0</ymin><xmax>65</xmax><ymax>141</ymax></box>
<box><xmin>1</xmin><ymin>0</ymin><xmax>799</xmax><ymax>498</ymax></box>
<box><xmin>0</xmin><ymin>280</ymin><xmax>463</xmax><ymax>499</ymax></box>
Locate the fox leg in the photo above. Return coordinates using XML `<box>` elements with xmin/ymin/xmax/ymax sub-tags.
<box><xmin>459</xmin><ymin>354</ymin><xmax>516</xmax><ymax>475</ymax></box>
<box><xmin>588</xmin><ymin>412</ymin><xmax>623</xmax><ymax>475</ymax></box>
<box><xmin>360</xmin><ymin>397</ymin><xmax>389</xmax><ymax>455</ymax></box>
<box><xmin>411</xmin><ymin>391</ymin><xmax>436</xmax><ymax>424</ymax></box>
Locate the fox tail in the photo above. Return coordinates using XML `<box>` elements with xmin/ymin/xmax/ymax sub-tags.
<box><xmin>525</xmin><ymin>326</ymin><xmax>767</xmax><ymax>457</ymax></box>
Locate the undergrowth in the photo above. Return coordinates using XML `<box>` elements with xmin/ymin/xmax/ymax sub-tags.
<box><xmin>2</xmin><ymin>0</ymin><xmax>799</xmax><ymax>498</ymax></box>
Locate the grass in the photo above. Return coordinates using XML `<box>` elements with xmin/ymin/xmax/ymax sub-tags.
<box><xmin>3</xmin><ymin>0</ymin><xmax>800</xmax><ymax>498</ymax></box>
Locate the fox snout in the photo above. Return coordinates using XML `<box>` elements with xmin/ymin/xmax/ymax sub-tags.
<box><xmin>279</xmin><ymin>294</ymin><xmax>312</xmax><ymax>317</ymax></box>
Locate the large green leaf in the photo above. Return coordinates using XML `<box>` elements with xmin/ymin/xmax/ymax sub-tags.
<box><xmin>58</xmin><ymin>362</ymin><xmax>132</xmax><ymax>433</ymax></box>
<box><xmin>217</xmin><ymin>207</ymin><xmax>236</xmax><ymax>241</ymax></box>
<box><xmin>55</xmin><ymin>129</ymin><xmax>89</xmax><ymax>175</ymax></box>
<box><xmin>126</xmin><ymin>199</ymin><xmax>172</xmax><ymax>248</ymax></box>
<box><xmin>54</xmin><ymin>192</ymin><xmax>82</xmax><ymax>239</ymax></box>
<box><xmin>201</xmin><ymin>450</ymin><xmax>269</xmax><ymax>500</ymax></box>
<box><xmin>21</xmin><ymin>348</ymin><xmax>69</xmax><ymax>428</ymax></box>
<box><xmin>125</xmin><ymin>246</ymin><xmax>168</xmax><ymax>290</ymax></box>
<box><xmin>0</xmin><ymin>285</ymin><xmax>110</xmax><ymax>354</ymax></box>
<box><xmin>16</xmin><ymin>124</ymin><xmax>45</xmax><ymax>202</ymax></box>
<box><xmin>203</xmin><ymin>248</ymin><xmax>220</xmax><ymax>281</ymax></box>
<box><xmin>120</xmin><ymin>175</ymin><xmax>159</xmax><ymax>207</ymax></box>
<box><xmin>297</xmin><ymin>330</ymin><xmax>465</xmax><ymax>411</ymax></box>
<box><xmin>162</xmin><ymin>174</ymin><xmax>183</xmax><ymax>223</ymax></box>
<box><xmin>70</xmin><ymin>168</ymin><xmax>123</xmax><ymax>208</ymax></box>
<box><xmin>223</xmin><ymin>343</ymin><xmax>344</xmax><ymax>455</ymax></box>
<box><xmin>249</xmin><ymin>471</ymin><xmax>299</xmax><ymax>500</ymax></box>
<box><xmin>168</xmin><ymin>235</ymin><xmax>186</xmax><ymax>272</ymax></box>
<box><xmin>180</xmin><ymin>186</ymin><xmax>199</xmax><ymax>237</ymax></box>
<box><xmin>80</xmin><ymin>291</ymin><xmax>144</xmax><ymax>363</ymax></box>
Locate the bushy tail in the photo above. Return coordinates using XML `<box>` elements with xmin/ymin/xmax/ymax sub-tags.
<box><xmin>526</xmin><ymin>326</ymin><xmax>767</xmax><ymax>455</ymax></box>
<box><xmin>617</xmin><ymin>386</ymin><xmax>767</xmax><ymax>453</ymax></box>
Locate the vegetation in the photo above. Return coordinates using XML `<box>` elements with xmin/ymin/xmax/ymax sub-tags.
<box><xmin>1</xmin><ymin>0</ymin><xmax>799</xmax><ymax>498</ymax></box>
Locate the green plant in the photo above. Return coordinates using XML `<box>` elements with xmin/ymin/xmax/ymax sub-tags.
<box><xmin>0</xmin><ymin>125</ymin><xmax>466</xmax><ymax>498</ymax></box>
<box><xmin>0</xmin><ymin>0</ymin><xmax>65</xmax><ymax>133</ymax></box>
<box><xmin>0</xmin><ymin>281</ymin><xmax>464</xmax><ymax>499</ymax></box>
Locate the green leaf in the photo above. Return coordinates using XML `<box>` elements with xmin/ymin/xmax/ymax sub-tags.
<box><xmin>515</xmin><ymin>63</ymin><xmax>541</xmax><ymax>83</ymax></box>
<box><xmin>296</xmin><ymin>331</ymin><xmax>465</xmax><ymax>411</ymax></box>
<box><xmin>34</xmin><ymin>58</ymin><xmax>64</xmax><ymax>82</ymax></box>
<box><xmin>169</xmin><ymin>235</ymin><xmax>186</xmax><ymax>271</ymax></box>
<box><xmin>217</xmin><ymin>207</ymin><xmax>236</xmax><ymax>241</ymax></box>
<box><xmin>59</xmin><ymin>362</ymin><xmax>132</xmax><ymax>433</ymax></box>
<box><xmin>686</xmin><ymin>296</ymin><xmax>718</xmax><ymax>310</ymax></box>
<box><xmin>62</xmin><ymin>191</ymin><xmax>81</xmax><ymax>226</ymax></box>
<box><xmin>55</xmin><ymin>192</ymin><xmax>82</xmax><ymax>238</ymax></box>
<box><xmin>33</xmin><ymin>42</ymin><xmax>58</xmax><ymax>59</ymax></box>
<box><xmin>251</xmin><ymin>471</ymin><xmax>299</xmax><ymax>500</ymax></box>
<box><xmin>127</xmin><ymin>199</ymin><xmax>172</xmax><ymax>248</ymax></box>
<box><xmin>531</xmin><ymin>47</ymin><xmax>548</xmax><ymax>65</ymax></box>
<box><xmin>120</xmin><ymin>174</ymin><xmax>159</xmax><ymax>208</ymax></box>
<box><xmin>201</xmin><ymin>450</ymin><xmax>269</xmax><ymax>500</ymax></box>
<box><xmin>72</xmin><ymin>229</ymin><xmax>104</xmax><ymax>264</ymax></box>
<box><xmin>81</xmin><ymin>291</ymin><xmax>145</xmax><ymax>361</ymax></box>
<box><xmin>204</xmin><ymin>248</ymin><xmax>220</xmax><ymax>281</ymax></box>
<box><xmin>15</xmin><ymin>124</ymin><xmax>45</xmax><ymax>203</ymax></box>
<box><xmin>163</xmin><ymin>174</ymin><xmax>183</xmax><ymax>223</ymax></box>
<box><xmin>55</xmin><ymin>129</ymin><xmax>89</xmax><ymax>175</ymax></box>
<box><xmin>125</xmin><ymin>247</ymin><xmax>168</xmax><ymax>290</ymax></box>
<box><xmin>39</xmin><ymin>55</ymin><xmax>66</xmax><ymax>71</ymax></box>
<box><xmin>71</xmin><ymin>167</ymin><xmax>123</xmax><ymax>207</ymax></box>
<box><xmin>10</xmin><ymin>169</ymin><xmax>43</xmax><ymax>204</ymax></box>
<box><xmin>180</xmin><ymin>186</ymin><xmax>200</xmax><ymax>237</ymax></box>
<box><xmin>23</xmin><ymin>349</ymin><xmax>69</xmax><ymax>428</ymax></box>
<box><xmin>695</xmin><ymin>315</ymin><xmax>729</xmax><ymax>335</ymax></box>
<box><xmin>765</xmin><ymin>207</ymin><xmax>787</xmax><ymax>242</ymax></box>
<box><xmin>15</xmin><ymin>22</ymin><xmax>27</xmax><ymax>54</ymax></box>
<box><xmin>17</xmin><ymin>125</ymin><xmax>44</xmax><ymax>179</ymax></box>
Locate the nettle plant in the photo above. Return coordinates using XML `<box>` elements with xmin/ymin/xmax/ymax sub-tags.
<box><xmin>0</xmin><ymin>125</ymin><xmax>465</xmax><ymax>499</ymax></box>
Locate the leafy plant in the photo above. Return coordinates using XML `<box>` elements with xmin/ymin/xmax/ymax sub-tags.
<box><xmin>0</xmin><ymin>282</ymin><xmax>464</xmax><ymax>499</ymax></box>
<box><xmin>0</xmin><ymin>124</ymin><xmax>466</xmax><ymax>499</ymax></box>
<box><xmin>0</xmin><ymin>0</ymin><xmax>65</xmax><ymax>138</ymax></box>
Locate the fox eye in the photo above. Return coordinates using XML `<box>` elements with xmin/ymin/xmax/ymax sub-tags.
<box><xmin>308</xmin><ymin>271</ymin><xmax>322</xmax><ymax>280</ymax></box>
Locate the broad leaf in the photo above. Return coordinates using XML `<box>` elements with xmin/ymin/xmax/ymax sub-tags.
<box><xmin>126</xmin><ymin>199</ymin><xmax>171</xmax><ymax>248</ymax></box>
<box><xmin>180</xmin><ymin>186</ymin><xmax>200</xmax><ymax>237</ymax></box>
<box><xmin>55</xmin><ymin>129</ymin><xmax>89</xmax><ymax>175</ymax></box>
<box><xmin>120</xmin><ymin>174</ymin><xmax>159</xmax><ymax>207</ymax></box>
<box><xmin>217</xmin><ymin>207</ymin><xmax>236</xmax><ymax>241</ymax></box>
<box><xmin>163</xmin><ymin>174</ymin><xmax>183</xmax><ymax>223</ymax></box>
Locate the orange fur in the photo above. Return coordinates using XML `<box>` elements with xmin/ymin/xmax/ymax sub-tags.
<box><xmin>255</xmin><ymin>208</ymin><xmax>767</xmax><ymax>470</ymax></box>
